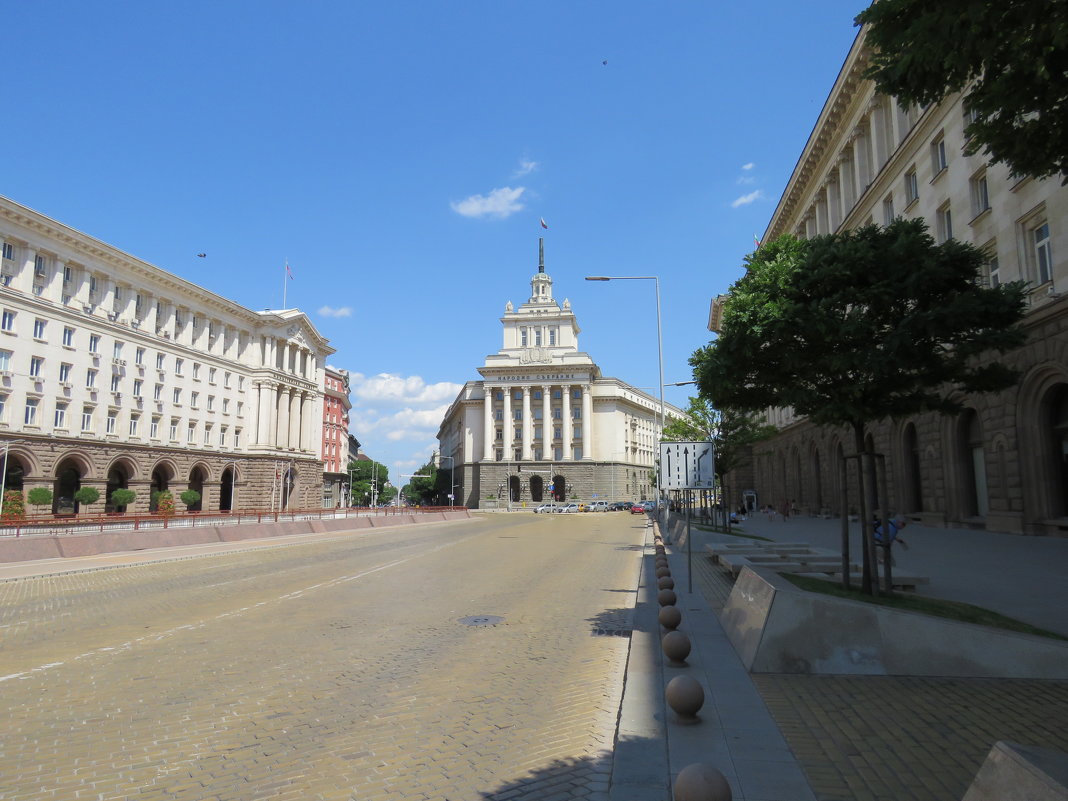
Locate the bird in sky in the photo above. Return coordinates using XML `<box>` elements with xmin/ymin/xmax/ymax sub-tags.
<box><xmin>602</xmin><ymin>59</ymin><xmax>608</xmax><ymax>65</ymax></box>
<box><xmin>196</xmin><ymin>253</ymin><xmax>206</xmax><ymax>258</ymax></box>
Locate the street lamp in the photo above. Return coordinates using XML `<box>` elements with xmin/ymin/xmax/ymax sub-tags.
<box><xmin>586</xmin><ymin>275</ymin><xmax>666</xmax><ymax>496</ymax></box>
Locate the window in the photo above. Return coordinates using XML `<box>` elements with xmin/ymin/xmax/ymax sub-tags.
<box><xmin>191</xmin><ymin>391</ymin><xmax>199</xmax><ymax>408</ymax></box>
<box><xmin>133</xmin><ymin>379</ymin><xmax>143</xmax><ymax>397</ymax></box>
<box><xmin>495</xmin><ymin>429</ymin><xmax>503</xmax><ymax>441</ymax></box>
<box><xmin>156</xmin><ymin>353</ymin><xmax>165</xmax><ymax>369</ymax></box>
<box><xmin>59</xmin><ymin>363</ymin><xmax>72</xmax><ymax>382</ymax></box>
<box><xmin>238</xmin><ymin>376</ymin><xmax>244</xmax><ymax>390</ymax></box>
<box><xmin>554</xmin><ymin>427</ymin><xmax>562</xmax><ymax>440</ymax></box>
<box><xmin>222</xmin><ymin>398</ymin><xmax>230</xmax><ymax>414</ymax></box>
<box><xmin>106</xmin><ymin>413</ymin><xmax>117</xmax><ymax>434</ymax></box>
<box><xmin>63</xmin><ymin>327</ymin><xmax>74</xmax><ymax>347</ymax></box>
<box><xmin>135</xmin><ymin>347</ymin><xmax>145</xmax><ymax>365</ymax></box>
<box><xmin>535</xmin><ymin>328</ymin><xmax>542</xmax><ymax>347</ymax></box>
<box><xmin>1033</xmin><ymin>222</ymin><xmax>1053</xmax><ymax>285</ymax></box>
<box><xmin>220</xmin><ymin>426</ymin><xmax>227</xmax><ymax>445</ymax></box>
<box><xmin>207</xmin><ymin>395</ymin><xmax>215</xmax><ymax>411</ymax></box>
<box><xmin>552</xmin><ymin>408</ymin><xmax>561</xmax><ymax>419</ymax></box>
<box><xmin>574</xmin><ymin>425</ymin><xmax>582</xmax><ymax>440</ymax></box>
<box><xmin>882</xmin><ymin>195</ymin><xmax>895</xmax><ymax>225</ymax></box>
<box><xmin>63</xmin><ymin>265</ymin><xmax>72</xmax><ymax>284</ymax></box>
<box><xmin>520</xmin><ymin>327</ymin><xmax>527</xmax><ymax>346</ymax></box>
<box><xmin>236</xmin><ymin>401</ymin><xmax>243</xmax><ymax>417</ymax></box>
<box><xmin>1</xmin><ymin>310</ymin><xmax>14</xmax><ymax>332</ymax></box>
<box><xmin>186</xmin><ymin>422</ymin><xmax>195</xmax><ymax>443</ymax></box>
<box><xmin>81</xmin><ymin>406</ymin><xmax>94</xmax><ymax>432</ymax></box>
<box><xmin>192</xmin><ymin>363</ymin><xmax>200</xmax><ymax>380</ymax></box>
<box><xmin>24</xmin><ymin>398</ymin><xmax>38</xmax><ymax>426</ymax></box>
<box><xmin>0</xmin><ymin>350</ymin><xmax>9</xmax><ymax>371</ymax></box>
<box><xmin>971</xmin><ymin>172</ymin><xmax>990</xmax><ymax>217</ymax></box>
<box><xmin>89</xmin><ymin>276</ymin><xmax>98</xmax><ymax>297</ymax></box>
<box><xmin>937</xmin><ymin>203</ymin><xmax>953</xmax><ymax>243</ymax></box>
<box><xmin>224</xmin><ymin>371</ymin><xmax>231</xmax><ymax>388</ymax></box>
<box><xmin>549</xmin><ymin>328</ymin><xmax>557</xmax><ymax>346</ymax></box>
<box><xmin>129</xmin><ymin>414</ymin><xmax>140</xmax><ymax>436</ymax></box>
<box><xmin>208</xmin><ymin>367</ymin><xmax>217</xmax><ymax>384</ymax></box>
<box><xmin>33</xmin><ymin>319</ymin><xmax>46</xmax><ymax>339</ymax></box>
<box><xmin>904</xmin><ymin>168</ymin><xmax>919</xmax><ymax>205</ymax></box>
<box><xmin>513</xmin><ymin>409</ymin><xmax>522</xmax><ymax>421</ymax></box>
<box><xmin>150</xmin><ymin>417</ymin><xmax>160</xmax><ymax>439</ymax></box>
<box><xmin>153</xmin><ymin>383</ymin><xmax>163</xmax><ymax>401</ymax></box>
<box><xmin>513</xmin><ymin>426</ymin><xmax>521</xmax><ymax>440</ymax></box>
<box><xmin>170</xmin><ymin>418</ymin><xmax>179</xmax><ymax>440</ymax></box>
<box><xmin>1</xmin><ymin>243</ymin><xmax>11</xmax><ymax>260</ymax></box>
<box><xmin>174</xmin><ymin>358</ymin><xmax>184</xmax><ymax>375</ymax></box>
<box><xmin>552</xmin><ymin>389</ymin><xmax>562</xmax><ymax>399</ymax></box>
<box><xmin>204</xmin><ymin>424</ymin><xmax>212</xmax><ymax>445</ymax></box>
<box><xmin>172</xmin><ymin>388</ymin><xmax>182</xmax><ymax>404</ymax></box>
<box><xmin>110</xmin><ymin>374</ymin><xmax>120</xmax><ymax>392</ymax></box>
<box><xmin>573</xmin><ymin>389</ymin><xmax>581</xmax><ymax>399</ymax></box>
<box><xmin>55</xmin><ymin>403</ymin><xmax>67</xmax><ymax>428</ymax></box>
<box><xmin>931</xmin><ymin>134</ymin><xmax>948</xmax><ymax>175</ymax></box>
<box><xmin>233</xmin><ymin>428</ymin><xmax>241</xmax><ymax>447</ymax></box>
<box><xmin>0</xmin><ymin>393</ymin><xmax>5</xmax><ymax>420</ymax></box>
<box><xmin>573</xmin><ymin>407</ymin><xmax>581</xmax><ymax>419</ymax></box>
<box><xmin>30</xmin><ymin>356</ymin><xmax>43</xmax><ymax>378</ymax></box>
<box><xmin>89</xmin><ymin>334</ymin><xmax>100</xmax><ymax>354</ymax></box>
<box><xmin>33</xmin><ymin>254</ymin><xmax>46</xmax><ymax>276</ymax></box>
<box><xmin>86</xmin><ymin>368</ymin><xmax>97</xmax><ymax>388</ymax></box>
<box><xmin>113</xmin><ymin>342</ymin><xmax>123</xmax><ymax>359</ymax></box>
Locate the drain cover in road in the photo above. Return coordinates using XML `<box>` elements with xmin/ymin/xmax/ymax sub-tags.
<box><xmin>458</xmin><ymin>615</ymin><xmax>505</xmax><ymax>627</ymax></box>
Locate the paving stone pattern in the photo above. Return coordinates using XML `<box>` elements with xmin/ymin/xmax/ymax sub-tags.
<box><xmin>0</xmin><ymin>514</ymin><xmax>644</xmax><ymax>801</ymax></box>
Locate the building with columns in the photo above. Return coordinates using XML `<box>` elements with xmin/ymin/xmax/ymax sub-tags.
<box><xmin>715</xmin><ymin>25</ymin><xmax>1068</xmax><ymax>535</ymax></box>
<box><xmin>0</xmin><ymin>194</ymin><xmax>334</xmax><ymax>514</ymax></box>
<box><xmin>437</xmin><ymin>241</ymin><xmax>681</xmax><ymax>508</ymax></box>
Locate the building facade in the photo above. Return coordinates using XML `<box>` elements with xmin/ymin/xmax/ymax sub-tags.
<box><xmin>719</xmin><ymin>27</ymin><xmax>1068</xmax><ymax>535</ymax></box>
<box><xmin>321</xmin><ymin>366</ymin><xmax>352</xmax><ymax>507</ymax></box>
<box><xmin>438</xmin><ymin>241</ymin><xmax>680</xmax><ymax>508</ymax></box>
<box><xmin>0</xmin><ymin>195</ymin><xmax>335</xmax><ymax>515</ymax></box>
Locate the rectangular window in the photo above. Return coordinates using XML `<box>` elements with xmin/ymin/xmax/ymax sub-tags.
<box><xmin>135</xmin><ymin>347</ymin><xmax>145</xmax><ymax>365</ymax></box>
<box><xmin>0</xmin><ymin>350</ymin><xmax>9</xmax><ymax>371</ymax></box>
<box><xmin>207</xmin><ymin>395</ymin><xmax>215</xmax><ymax>411</ymax></box>
<box><xmin>0</xmin><ymin>393</ymin><xmax>5</xmax><ymax>420</ymax></box>
<box><xmin>971</xmin><ymin>172</ymin><xmax>990</xmax><ymax>217</ymax></box>
<box><xmin>59</xmin><ymin>362</ymin><xmax>72</xmax><ymax>382</ymax></box>
<box><xmin>63</xmin><ymin>265</ymin><xmax>72</xmax><ymax>284</ymax></box>
<box><xmin>535</xmin><ymin>328</ymin><xmax>542</xmax><ymax>347</ymax></box>
<box><xmin>173</xmin><ymin>388</ymin><xmax>182</xmax><ymax>404</ymax></box>
<box><xmin>204</xmin><ymin>424</ymin><xmax>212</xmax><ymax>445</ymax></box>
<box><xmin>170</xmin><ymin>419</ymin><xmax>179</xmax><ymax>440</ymax></box>
<box><xmin>89</xmin><ymin>334</ymin><xmax>100</xmax><ymax>353</ymax></box>
<box><xmin>106</xmin><ymin>413</ymin><xmax>117</xmax><ymax>434</ymax></box>
<box><xmin>154</xmin><ymin>383</ymin><xmax>163</xmax><ymax>401</ymax></box>
<box><xmin>113</xmin><ymin>342</ymin><xmax>123</xmax><ymax>359</ymax></box>
<box><xmin>220</xmin><ymin>426</ymin><xmax>227</xmax><ymax>445</ymax></box>
<box><xmin>237</xmin><ymin>401</ymin><xmax>243</xmax><ymax>417</ymax></box>
<box><xmin>904</xmin><ymin>168</ymin><xmax>919</xmax><ymax>204</ymax></box>
<box><xmin>150</xmin><ymin>417</ymin><xmax>160</xmax><ymax>439</ymax></box>
<box><xmin>549</xmin><ymin>328</ymin><xmax>557</xmax><ymax>346</ymax></box>
<box><xmin>156</xmin><ymin>353</ymin><xmax>165</xmax><ymax>369</ymax></box>
<box><xmin>33</xmin><ymin>319</ymin><xmax>46</xmax><ymax>339</ymax></box>
<box><xmin>55</xmin><ymin>403</ymin><xmax>67</xmax><ymax>428</ymax></box>
<box><xmin>63</xmin><ymin>326</ymin><xmax>74</xmax><ymax>347</ymax></box>
<box><xmin>24</xmin><ymin>398</ymin><xmax>38</xmax><ymax>426</ymax></box>
<box><xmin>937</xmin><ymin>203</ymin><xmax>953</xmax><ymax>242</ymax></box>
<box><xmin>133</xmin><ymin>379</ymin><xmax>143</xmax><ymax>397</ymax></box>
<box><xmin>513</xmin><ymin>409</ymin><xmax>522</xmax><ymax>421</ymax></box>
<box><xmin>1</xmin><ymin>310</ymin><xmax>15</xmax><ymax>331</ymax></box>
<box><xmin>224</xmin><ymin>371</ymin><xmax>231</xmax><ymax>388</ymax></box>
<box><xmin>174</xmin><ymin>358</ymin><xmax>184</xmax><ymax>375</ymax></box>
<box><xmin>520</xmin><ymin>327</ymin><xmax>527</xmax><ymax>347</ymax></box>
<box><xmin>882</xmin><ymin>195</ymin><xmax>895</xmax><ymax>226</ymax></box>
<box><xmin>1034</xmin><ymin>222</ymin><xmax>1053</xmax><ymax>285</ymax></box>
<box><xmin>34</xmin><ymin>254</ymin><xmax>46</xmax><ymax>276</ymax></box>
<box><xmin>931</xmin><ymin>135</ymin><xmax>948</xmax><ymax>174</ymax></box>
<box><xmin>988</xmin><ymin>254</ymin><xmax>1001</xmax><ymax>289</ymax></box>
<box><xmin>191</xmin><ymin>391</ymin><xmax>199</xmax><ymax>408</ymax></box>
<box><xmin>81</xmin><ymin>406</ymin><xmax>94</xmax><ymax>432</ymax></box>
<box><xmin>222</xmin><ymin>398</ymin><xmax>230</xmax><ymax>414</ymax></box>
<box><xmin>1</xmin><ymin>243</ymin><xmax>12</xmax><ymax>260</ymax></box>
<box><xmin>129</xmin><ymin>415</ymin><xmax>140</xmax><ymax>436</ymax></box>
<box><xmin>110</xmin><ymin>374</ymin><xmax>120</xmax><ymax>392</ymax></box>
<box><xmin>86</xmin><ymin>369</ymin><xmax>97</xmax><ymax>388</ymax></box>
<box><xmin>30</xmin><ymin>356</ymin><xmax>43</xmax><ymax>378</ymax></box>
<box><xmin>234</xmin><ymin>428</ymin><xmax>241</xmax><ymax>447</ymax></box>
<box><xmin>89</xmin><ymin>275</ymin><xmax>98</xmax><ymax>296</ymax></box>
<box><xmin>554</xmin><ymin>427</ymin><xmax>562</xmax><ymax>440</ymax></box>
<box><xmin>574</xmin><ymin>425</ymin><xmax>582</xmax><ymax>439</ymax></box>
<box><xmin>208</xmin><ymin>367</ymin><xmax>217</xmax><ymax>384</ymax></box>
<box><xmin>192</xmin><ymin>363</ymin><xmax>200</xmax><ymax>379</ymax></box>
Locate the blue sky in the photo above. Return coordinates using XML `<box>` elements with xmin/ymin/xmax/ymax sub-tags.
<box><xmin>4</xmin><ymin>0</ymin><xmax>863</xmax><ymax>479</ymax></box>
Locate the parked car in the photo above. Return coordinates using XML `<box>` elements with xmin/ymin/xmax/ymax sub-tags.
<box><xmin>609</xmin><ymin>501</ymin><xmax>632</xmax><ymax>511</ymax></box>
<box><xmin>587</xmin><ymin>501</ymin><xmax>610</xmax><ymax>512</ymax></box>
<box><xmin>534</xmin><ymin>503</ymin><xmax>558</xmax><ymax>513</ymax></box>
<box><xmin>642</xmin><ymin>500</ymin><xmax>657</xmax><ymax>511</ymax></box>
<box><xmin>557</xmin><ymin>503</ymin><xmax>580</xmax><ymax>513</ymax></box>
<box><xmin>630</xmin><ymin>504</ymin><xmax>647</xmax><ymax>515</ymax></box>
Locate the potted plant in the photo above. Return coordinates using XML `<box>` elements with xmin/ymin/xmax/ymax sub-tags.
<box><xmin>179</xmin><ymin>489</ymin><xmax>202</xmax><ymax>512</ymax></box>
<box><xmin>155</xmin><ymin>491</ymin><xmax>175</xmax><ymax>517</ymax></box>
<box><xmin>110</xmin><ymin>488</ymin><xmax>136</xmax><ymax>514</ymax></box>
<box><xmin>73</xmin><ymin>486</ymin><xmax>101</xmax><ymax>515</ymax></box>
<box><xmin>1</xmin><ymin>489</ymin><xmax>25</xmax><ymax>522</ymax></box>
<box><xmin>26</xmin><ymin>487</ymin><xmax>53</xmax><ymax>517</ymax></box>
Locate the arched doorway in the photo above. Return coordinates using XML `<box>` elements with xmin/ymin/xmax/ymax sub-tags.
<box><xmin>220</xmin><ymin>467</ymin><xmax>235</xmax><ymax>512</ymax></box>
<box><xmin>529</xmin><ymin>475</ymin><xmax>544</xmax><ymax>502</ymax></box>
<box><xmin>53</xmin><ymin>459</ymin><xmax>82</xmax><ymax>515</ymax></box>
<box><xmin>150</xmin><ymin>466</ymin><xmax>171</xmax><ymax>512</ymax></box>
<box><xmin>508</xmin><ymin>475</ymin><xmax>521</xmax><ymax>503</ymax></box>
<box><xmin>281</xmin><ymin>466</ymin><xmax>296</xmax><ymax>509</ymax></box>
<box><xmin>2</xmin><ymin>452</ymin><xmax>26</xmax><ymax>516</ymax></box>
<box><xmin>1044</xmin><ymin>385</ymin><xmax>1068</xmax><ymax>519</ymax></box>
<box><xmin>187</xmin><ymin>466</ymin><xmax>206</xmax><ymax>512</ymax></box>
<box><xmin>552</xmin><ymin>473</ymin><xmax>566</xmax><ymax>502</ymax></box>
<box><xmin>105</xmin><ymin>465</ymin><xmax>130</xmax><ymax>513</ymax></box>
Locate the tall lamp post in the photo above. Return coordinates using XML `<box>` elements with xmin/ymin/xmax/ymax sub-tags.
<box><xmin>227</xmin><ymin>459</ymin><xmax>249</xmax><ymax>513</ymax></box>
<box><xmin>586</xmin><ymin>275</ymin><xmax>666</xmax><ymax>498</ymax></box>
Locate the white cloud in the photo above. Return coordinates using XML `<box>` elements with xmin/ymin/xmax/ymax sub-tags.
<box><xmin>348</xmin><ymin>372</ymin><xmax>463</xmax><ymax>405</ymax></box>
<box><xmin>451</xmin><ymin>186</ymin><xmax>526</xmax><ymax>219</ymax></box>
<box><xmin>318</xmin><ymin>305</ymin><xmax>353</xmax><ymax>318</ymax></box>
<box><xmin>741</xmin><ymin>162</ymin><xmax>755</xmax><ymax>170</ymax></box>
<box><xmin>736</xmin><ymin>175</ymin><xmax>756</xmax><ymax>185</ymax></box>
<box><xmin>513</xmin><ymin>158</ymin><xmax>538</xmax><ymax>177</ymax></box>
<box><xmin>731</xmin><ymin>190</ymin><xmax>765</xmax><ymax>208</ymax></box>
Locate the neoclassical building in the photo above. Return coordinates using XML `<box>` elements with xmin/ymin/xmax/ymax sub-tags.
<box><xmin>437</xmin><ymin>241</ymin><xmax>680</xmax><ymax>508</ymax></box>
<box><xmin>716</xmin><ymin>26</ymin><xmax>1068</xmax><ymax>535</ymax></box>
<box><xmin>0</xmin><ymin>194</ymin><xmax>335</xmax><ymax>514</ymax></box>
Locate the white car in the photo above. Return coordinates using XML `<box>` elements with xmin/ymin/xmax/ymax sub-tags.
<box><xmin>533</xmin><ymin>503</ymin><xmax>558</xmax><ymax>513</ymax></box>
<box><xmin>586</xmin><ymin>501</ymin><xmax>610</xmax><ymax>512</ymax></box>
<box><xmin>557</xmin><ymin>503</ymin><xmax>580</xmax><ymax>513</ymax></box>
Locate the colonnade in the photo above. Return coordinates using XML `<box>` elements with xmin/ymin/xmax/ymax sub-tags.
<box><xmin>482</xmin><ymin>383</ymin><xmax>594</xmax><ymax>462</ymax></box>
<box><xmin>251</xmin><ymin>381</ymin><xmax>318</xmax><ymax>451</ymax></box>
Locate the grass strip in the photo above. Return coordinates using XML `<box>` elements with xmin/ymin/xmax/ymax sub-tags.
<box><xmin>781</xmin><ymin>573</ymin><xmax>1068</xmax><ymax>641</ymax></box>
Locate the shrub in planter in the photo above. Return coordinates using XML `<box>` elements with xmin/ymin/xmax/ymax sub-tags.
<box><xmin>179</xmin><ymin>489</ymin><xmax>201</xmax><ymax>511</ymax></box>
<box><xmin>155</xmin><ymin>491</ymin><xmax>175</xmax><ymax>517</ymax></box>
<box><xmin>109</xmin><ymin>488</ymin><xmax>136</xmax><ymax>513</ymax></box>
<box><xmin>27</xmin><ymin>487</ymin><xmax>53</xmax><ymax>514</ymax></box>
<box><xmin>73</xmin><ymin>486</ymin><xmax>101</xmax><ymax>514</ymax></box>
<box><xmin>1</xmin><ymin>489</ymin><xmax>25</xmax><ymax>521</ymax></box>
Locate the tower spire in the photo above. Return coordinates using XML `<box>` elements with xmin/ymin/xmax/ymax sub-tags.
<box><xmin>538</xmin><ymin>237</ymin><xmax>544</xmax><ymax>274</ymax></box>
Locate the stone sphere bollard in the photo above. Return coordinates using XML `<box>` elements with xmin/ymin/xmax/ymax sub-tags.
<box><xmin>662</xmin><ymin>630</ymin><xmax>691</xmax><ymax>665</ymax></box>
<box><xmin>658</xmin><ymin>588</ymin><xmax>677</xmax><ymax>607</ymax></box>
<box><xmin>673</xmin><ymin>763</ymin><xmax>732</xmax><ymax>801</ymax></box>
<box><xmin>658</xmin><ymin>576</ymin><xmax>675</xmax><ymax>590</ymax></box>
<box><xmin>656</xmin><ymin>566</ymin><xmax>671</xmax><ymax>579</ymax></box>
<box><xmin>658</xmin><ymin>604</ymin><xmax>682</xmax><ymax>631</ymax></box>
<box><xmin>666</xmin><ymin>675</ymin><xmax>704</xmax><ymax>724</ymax></box>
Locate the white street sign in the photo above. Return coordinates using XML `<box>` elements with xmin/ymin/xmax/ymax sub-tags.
<box><xmin>660</xmin><ymin>441</ymin><xmax>715</xmax><ymax>489</ymax></box>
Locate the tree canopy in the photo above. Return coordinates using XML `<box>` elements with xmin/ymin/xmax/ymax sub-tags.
<box><xmin>857</xmin><ymin>0</ymin><xmax>1068</xmax><ymax>181</ymax></box>
<box><xmin>692</xmin><ymin>219</ymin><xmax>1028</xmax><ymax>446</ymax></box>
<box><xmin>348</xmin><ymin>459</ymin><xmax>390</xmax><ymax>505</ymax></box>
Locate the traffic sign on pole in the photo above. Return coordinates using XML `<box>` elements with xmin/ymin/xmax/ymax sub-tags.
<box><xmin>659</xmin><ymin>441</ymin><xmax>715</xmax><ymax>489</ymax></box>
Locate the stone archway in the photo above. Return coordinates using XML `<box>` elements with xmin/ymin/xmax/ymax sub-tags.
<box><xmin>53</xmin><ymin>459</ymin><xmax>82</xmax><ymax>515</ymax></box>
<box><xmin>220</xmin><ymin>467</ymin><xmax>235</xmax><ymax>512</ymax></box>
<box><xmin>150</xmin><ymin>466</ymin><xmax>172</xmax><ymax>512</ymax></box>
<box><xmin>529</xmin><ymin>475</ymin><xmax>544</xmax><ymax>503</ymax></box>
<box><xmin>187</xmin><ymin>466</ymin><xmax>207</xmax><ymax>511</ymax></box>
<box><xmin>552</xmin><ymin>473</ymin><xmax>566</xmax><ymax>502</ymax></box>
<box><xmin>508</xmin><ymin>475</ymin><xmax>521</xmax><ymax>503</ymax></box>
<box><xmin>281</xmin><ymin>465</ymin><xmax>297</xmax><ymax>509</ymax></box>
<box><xmin>105</xmin><ymin>464</ymin><xmax>130</xmax><ymax>513</ymax></box>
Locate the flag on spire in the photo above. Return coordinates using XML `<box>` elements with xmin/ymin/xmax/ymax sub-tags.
<box><xmin>540</xmin><ymin>217</ymin><xmax>549</xmax><ymax>229</ymax></box>
<box><xmin>285</xmin><ymin>261</ymin><xmax>294</xmax><ymax>280</ymax></box>
<box><xmin>753</xmin><ymin>234</ymin><xmax>762</xmax><ymax>249</ymax></box>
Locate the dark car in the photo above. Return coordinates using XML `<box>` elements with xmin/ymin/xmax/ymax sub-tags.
<box><xmin>609</xmin><ymin>501</ymin><xmax>632</xmax><ymax>511</ymax></box>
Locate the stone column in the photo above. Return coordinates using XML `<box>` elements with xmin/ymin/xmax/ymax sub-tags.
<box><xmin>561</xmin><ymin>385</ymin><xmax>572</xmax><ymax>461</ymax></box>
<box><xmin>582</xmin><ymin>384</ymin><xmax>594</xmax><ymax>460</ymax></box>
<box><xmin>502</xmin><ymin>389</ymin><xmax>512</xmax><ymax>459</ymax></box>
<box><xmin>277</xmin><ymin>387</ymin><xmax>291</xmax><ymax>449</ymax></box>
<box><xmin>542</xmin><ymin>385</ymin><xmax>552</xmax><ymax>460</ymax></box>
<box><xmin>483</xmin><ymin>388</ymin><xmax>494</xmax><ymax>461</ymax></box>
<box><xmin>288</xmin><ymin>388</ymin><xmax>301</xmax><ymax>450</ymax></box>
<box><xmin>249</xmin><ymin>381</ymin><xmax>262</xmax><ymax>445</ymax></box>
<box><xmin>521</xmin><ymin>386</ymin><xmax>532</xmax><ymax>461</ymax></box>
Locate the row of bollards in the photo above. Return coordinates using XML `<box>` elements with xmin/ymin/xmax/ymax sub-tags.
<box><xmin>651</xmin><ymin>527</ymin><xmax>732</xmax><ymax>801</ymax></box>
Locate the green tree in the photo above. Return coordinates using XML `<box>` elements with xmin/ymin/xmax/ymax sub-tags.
<box><xmin>179</xmin><ymin>489</ymin><xmax>202</xmax><ymax>510</ymax></box>
<box><xmin>348</xmin><ymin>459</ymin><xmax>390</xmax><ymax>505</ymax></box>
<box><xmin>403</xmin><ymin>459</ymin><xmax>439</xmax><ymax>506</ymax></box>
<box><xmin>692</xmin><ymin>221</ymin><xmax>1027</xmax><ymax>592</ymax></box>
<box><xmin>27</xmin><ymin>487</ymin><xmax>54</xmax><ymax>514</ymax></box>
<box><xmin>74</xmin><ymin>486</ymin><xmax>101</xmax><ymax>513</ymax></box>
<box><xmin>857</xmin><ymin>0</ymin><xmax>1068</xmax><ymax>181</ymax></box>
<box><xmin>109</xmin><ymin>488</ymin><xmax>136</xmax><ymax>513</ymax></box>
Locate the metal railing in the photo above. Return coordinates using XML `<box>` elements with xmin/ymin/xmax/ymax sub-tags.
<box><xmin>0</xmin><ymin>505</ymin><xmax>465</xmax><ymax>538</ymax></box>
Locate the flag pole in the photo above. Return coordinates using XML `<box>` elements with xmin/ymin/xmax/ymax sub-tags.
<box><xmin>282</xmin><ymin>259</ymin><xmax>288</xmax><ymax>309</ymax></box>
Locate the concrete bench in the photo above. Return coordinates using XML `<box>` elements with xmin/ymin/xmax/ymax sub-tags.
<box><xmin>962</xmin><ymin>740</ymin><xmax>1068</xmax><ymax>801</ymax></box>
<box><xmin>704</xmin><ymin>542</ymin><xmax>811</xmax><ymax>563</ymax></box>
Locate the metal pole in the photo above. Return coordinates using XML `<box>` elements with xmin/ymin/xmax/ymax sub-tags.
<box><xmin>0</xmin><ymin>442</ymin><xmax>8</xmax><ymax>520</ymax></box>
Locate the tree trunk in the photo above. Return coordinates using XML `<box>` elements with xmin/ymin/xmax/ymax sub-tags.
<box><xmin>853</xmin><ymin>422</ymin><xmax>879</xmax><ymax>596</ymax></box>
<box><xmin>877</xmin><ymin>455</ymin><xmax>894</xmax><ymax>598</ymax></box>
<box><xmin>839</xmin><ymin>456</ymin><xmax>850</xmax><ymax>591</ymax></box>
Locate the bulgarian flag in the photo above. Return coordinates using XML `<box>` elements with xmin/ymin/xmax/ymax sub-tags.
<box><xmin>285</xmin><ymin>261</ymin><xmax>294</xmax><ymax>279</ymax></box>
<box><xmin>753</xmin><ymin>234</ymin><xmax>762</xmax><ymax>249</ymax></box>
<box><xmin>540</xmin><ymin>217</ymin><xmax>549</xmax><ymax>229</ymax></box>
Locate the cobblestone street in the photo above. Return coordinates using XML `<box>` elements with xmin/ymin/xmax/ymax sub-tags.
<box><xmin>0</xmin><ymin>514</ymin><xmax>648</xmax><ymax>801</ymax></box>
